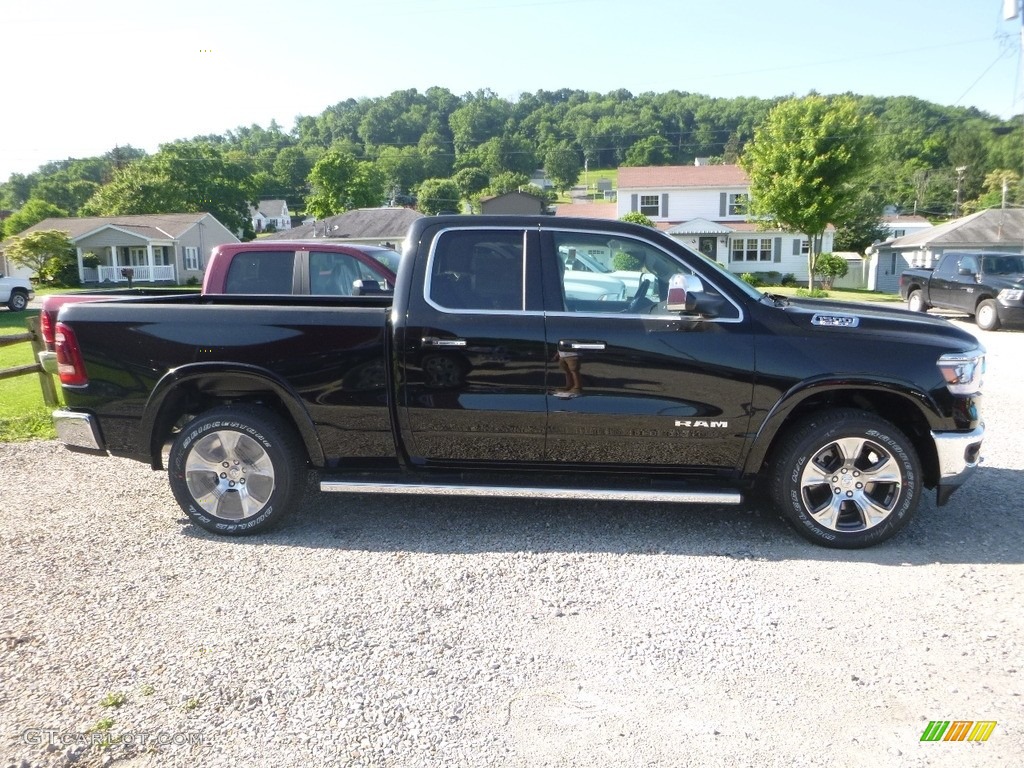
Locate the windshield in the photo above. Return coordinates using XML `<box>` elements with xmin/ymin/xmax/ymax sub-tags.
<box><xmin>982</xmin><ymin>255</ymin><xmax>1024</xmax><ymax>275</ymax></box>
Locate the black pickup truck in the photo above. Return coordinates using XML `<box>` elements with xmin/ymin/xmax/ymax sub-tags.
<box><xmin>52</xmin><ymin>216</ymin><xmax>986</xmax><ymax>548</ymax></box>
<box><xmin>900</xmin><ymin>251</ymin><xmax>1024</xmax><ymax>331</ymax></box>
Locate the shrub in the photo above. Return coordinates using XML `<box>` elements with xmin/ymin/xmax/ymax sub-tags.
<box><xmin>795</xmin><ymin>287</ymin><xmax>829</xmax><ymax>298</ymax></box>
<box><xmin>780</xmin><ymin>273</ymin><xmax>797</xmax><ymax>286</ymax></box>
<box><xmin>185</xmin><ymin>276</ymin><xmax>200</xmax><ymax>287</ymax></box>
<box><xmin>741</xmin><ymin>272</ymin><xmax>763</xmax><ymax>287</ymax></box>
<box><xmin>813</xmin><ymin>252</ymin><xmax>848</xmax><ymax>290</ymax></box>
<box><xmin>612</xmin><ymin>251</ymin><xmax>643</xmax><ymax>271</ymax></box>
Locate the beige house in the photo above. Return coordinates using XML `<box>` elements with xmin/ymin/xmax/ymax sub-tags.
<box><xmin>7</xmin><ymin>213</ymin><xmax>239</xmax><ymax>285</ymax></box>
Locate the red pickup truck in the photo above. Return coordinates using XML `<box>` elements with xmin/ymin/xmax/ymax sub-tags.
<box><xmin>39</xmin><ymin>241</ymin><xmax>399</xmax><ymax>371</ymax></box>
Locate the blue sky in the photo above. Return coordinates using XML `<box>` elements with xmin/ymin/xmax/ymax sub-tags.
<box><xmin>1</xmin><ymin>0</ymin><xmax>1020</xmax><ymax>180</ymax></box>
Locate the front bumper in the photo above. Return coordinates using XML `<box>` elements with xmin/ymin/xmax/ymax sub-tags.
<box><xmin>995</xmin><ymin>302</ymin><xmax>1024</xmax><ymax>326</ymax></box>
<box><xmin>53</xmin><ymin>410</ymin><xmax>105</xmax><ymax>453</ymax></box>
<box><xmin>931</xmin><ymin>423</ymin><xmax>984</xmax><ymax>505</ymax></box>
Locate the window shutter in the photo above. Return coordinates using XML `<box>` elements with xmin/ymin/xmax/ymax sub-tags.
<box><xmin>661</xmin><ymin>193</ymin><xmax>668</xmax><ymax>218</ymax></box>
<box><xmin>774</xmin><ymin>238</ymin><xmax>782</xmax><ymax>263</ymax></box>
<box><xmin>630</xmin><ymin>194</ymin><xmax>638</xmax><ymax>212</ymax></box>
<box><xmin>719</xmin><ymin>193</ymin><xmax>727</xmax><ymax>217</ymax></box>
<box><xmin>792</xmin><ymin>239</ymin><xmax>800</xmax><ymax>256</ymax></box>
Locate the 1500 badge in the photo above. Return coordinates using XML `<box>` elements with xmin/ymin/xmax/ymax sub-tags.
<box><xmin>675</xmin><ymin>420</ymin><xmax>728</xmax><ymax>428</ymax></box>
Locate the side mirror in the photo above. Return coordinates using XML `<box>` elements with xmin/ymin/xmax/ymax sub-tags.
<box><xmin>666</xmin><ymin>273</ymin><xmax>720</xmax><ymax>318</ymax></box>
<box><xmin>957</xmin><ymin>266</ymin><xmax>974</xmax><ymax>276</ymax></box>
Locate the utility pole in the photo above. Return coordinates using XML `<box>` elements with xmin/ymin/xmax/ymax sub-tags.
<box><xmin>954</xmin><ymin>166</ymin><xmax>967</xmax><ymax>217</ymax></box>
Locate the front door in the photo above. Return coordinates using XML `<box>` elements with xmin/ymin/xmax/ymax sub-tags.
<box><xmin>698</xmin><ymin>236</ymin><xmax>718</xmax><ymax>260</ymax></box>
<box><xmin>397</xmin><ymin>226</ymin><xmax>549</xmax><ymax>465</ymax></box>
<box><xmin>542</xmin><ymin>228</ymin><xmax>755</xmax><ymax>471</ymax></box>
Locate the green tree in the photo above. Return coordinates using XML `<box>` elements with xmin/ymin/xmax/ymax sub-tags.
<box><xmin>416</xmin><ymin>178</ymin><xmax>462</xmax><ymax>215</ymax></box>
<box><xmin>963</xmin><ymin>169</ymin><xmax>1022</xmax><ymax>213</ymax></box>
<box><xmin>741</xmin><ymin>95</ymin><xmax>875</xmax><ymax>288</ymax></box>
<box><xmin>485</xmin><ymin>171</ymin><xmax>530</xmax><ymax>196</ymax></box>
<box><xmin>624</xmin><ymin>136</ymin><xmax>673</xmax><ymax>166</ymax></box>
<box><xmin>543</xmin><ymin>144</ymin><xmax>582</xmax><ymax>192</ymax></box>
<box><xmin>4</xmin><ymin>230</ymin><xmax>76</xmax><ymax>282</ymax></box>
<box><xmin>2</xmin><ymin>199</ymin><xmax>67</xmax><ymax>238</ymax></box>
<box><xmin>83</xmin><ymin>141</ymin><xmax>257</xmax><ymax>238</ymax></box>
<box><xmin>304</xmin><ymin>149</ymin><xmax>385</xmax><ymax>218</ymax></box>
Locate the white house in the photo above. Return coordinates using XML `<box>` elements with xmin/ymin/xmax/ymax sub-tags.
<box><xmin>613</xmin><ymin>163</ymin><xmax>834</xmax><ymax>283</ymax></box>
<box><xmin>250</xmin><ymin>200</ymin><xmax>292</xmax><ymax>233</ymax></box>
<box><xmin>5</xmin><ymin>213</ymin><xmax>239</xmax><ymax>285</ymax></box>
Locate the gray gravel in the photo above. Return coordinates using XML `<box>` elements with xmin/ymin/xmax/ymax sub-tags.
<box><xmin>1</xmin><ymin>318</ymin><xmax>1022</xmax><ymax>768</ymax></box>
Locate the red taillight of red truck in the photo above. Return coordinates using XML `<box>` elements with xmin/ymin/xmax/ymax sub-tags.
<box><xmin>39</xmin><ymin>307</ymin><xmax>56</xmax><ymax>347</ymax></box>
<box><xmin>54</xmin><ymin>322</ymin><xmax>88</xmax><ymax>386</ymax></box>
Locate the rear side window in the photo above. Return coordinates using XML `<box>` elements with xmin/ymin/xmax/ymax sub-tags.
<box><xmin>310</xmin><ymin>251</ymin><xmax>388</xmax><ymax>295</ymax></box>
<box><xmin>224</xmin><ymin>251</ymin><xmax>294</xmax><ymax>294</ymax></box>
<box><xmin>428</xmin><ymin>230</ymin><xmax>525</xmax><ymax>311</ymax></box>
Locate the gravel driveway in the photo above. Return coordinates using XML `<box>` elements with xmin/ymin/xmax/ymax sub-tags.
<box><xmin>2</xmin><ymin>319</ymin><xmax>1021</xmax><ymax>768</ymax></box>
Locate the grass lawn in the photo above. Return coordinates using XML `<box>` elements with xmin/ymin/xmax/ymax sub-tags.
<box><xmin>768</xmin><ymin>286</ymin><xmax>905</xmax><ymax>304</ymax></box>
<box><xmin>0</xmin><ymin>311</ymin><xmax>59</xmax><ymax>441</ymax></box>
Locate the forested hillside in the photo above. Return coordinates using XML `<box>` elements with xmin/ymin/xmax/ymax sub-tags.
<box><xmin>2</xmin><ymin>87</ymin><xmax>1020</xmax><ymax>243</ymax></box>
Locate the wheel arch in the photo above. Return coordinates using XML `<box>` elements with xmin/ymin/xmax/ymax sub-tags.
<box><xmin>743</xmin><ymin>381</ymin><xmax>941</xmax><ymax>490</ymax></box>
<box><xmin>141</xmin><ymin>363</ymin><xmax>324</xmax><ymax>469</ymax></box>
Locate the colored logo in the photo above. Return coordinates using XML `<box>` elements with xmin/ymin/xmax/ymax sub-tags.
<box><xmin>920</xmin><ymin>721</ymin><xmax>997</xmax><ymax>742</ymax></box>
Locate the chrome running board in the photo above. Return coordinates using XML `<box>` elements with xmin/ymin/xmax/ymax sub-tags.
<box><xmin>320</xmin><ymin>480</ymin><xmax>742</xmax><ymax>505</ymax></box>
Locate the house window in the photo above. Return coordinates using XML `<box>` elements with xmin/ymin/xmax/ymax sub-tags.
<box><xmin>730</xmin><ymin>237</ymin><xmax>772</xmax><ymax>262</ymax></box>
<box><xmin>639</xmin><ymin>195</ymin><xmax>660</xmax><ymax>217</ymax></box>
<box><xmin>800</xmin><ymin>239</ymin><xmax>810</xmax><ymax>255</ymax></box>
<box><xmin>128</xmin><ymin>247</ymin><xmax>148</xmax><ymax>266</ymax></box>
<box><xmin>184</xmin><ymin>247</ymin><xmax>200</xmax><ymax>271</ymax></box>
<box><xmin>728</xmin><ymin>193</ymin><xmax>748</xmax><ymax>216</ymax></box>
<box><xmin>893</xmin><ymin>229</ymin><xmax>906</xmax><ymax>238</ymax></box>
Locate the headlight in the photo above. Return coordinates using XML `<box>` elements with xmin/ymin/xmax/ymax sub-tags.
<box><xmin>937</xmin><ymin>349</ymin><xmax>985</xmax><ymax>395</ymax></box>
<box><xmin>997</xmin><ymin>288</ymin><xmax>1023</xmax><ymax>303</ymax></box>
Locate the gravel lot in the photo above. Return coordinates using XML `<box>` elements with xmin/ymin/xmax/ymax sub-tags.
<box><xmin>1</xmin><ymin>318</ymin><xmax>1021</xmax><ymax>768</ymax></box>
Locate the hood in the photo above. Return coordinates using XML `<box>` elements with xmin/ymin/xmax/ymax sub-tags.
<box><xmin>981</xmin><ymin>274</ymin><xmax>1024</xmax><ymax>291</ymax></box>
<box><xmin>778</xmin><ymin>297</ymin><xmax>982</xmax><ymax>350</ymax></box>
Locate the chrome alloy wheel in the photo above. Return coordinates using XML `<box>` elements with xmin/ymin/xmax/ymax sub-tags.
<box><xmin>798</xmin><ymin>436</ymin><xmax>902</xmax><ymax>532</ymax></box>
<box><xmin>184</xmin><ymin>429</ymin><xmax>276</xmax><ymax>521</ymax></box>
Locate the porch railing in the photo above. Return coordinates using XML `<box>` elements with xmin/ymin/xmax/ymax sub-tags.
<box><xmin>96</xmin><ymin>265</ymin><xmax>176</xmax><ymax>283</ymax></box>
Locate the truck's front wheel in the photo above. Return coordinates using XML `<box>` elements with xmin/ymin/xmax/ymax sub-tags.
<box><xmin>770</xmin><ymin>409</ymin><xmax>921</xmax><ymax>548</ymax></box>
<box><xmin>168</xmin><ymin>406</ymin><xmax>305</xmax><ymax>535</ymax></box>
<box><xmin>976</xmin><ymin>299</ymin><xmax>1000</xmax><ymax>332</ymax></box>
<box><xmin>7</xmin><ymin>290</ymin><xmax>28</xmax><ymax>311</ymax></box>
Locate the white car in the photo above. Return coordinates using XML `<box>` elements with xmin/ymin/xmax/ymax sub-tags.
<box><xmin>560</xmin><ymin>247</ymin><xmax>646</xmax><ymax>297</ymax></box>
<box><xmin>0</xmin><ymin>274</ymin><xmax>34</xmax><ymax>311</ymax></box>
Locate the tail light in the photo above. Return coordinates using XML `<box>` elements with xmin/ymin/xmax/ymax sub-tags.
<box><xmin>54</xmin><ymin>322</ymin><xmax>89</xmax><ymax>387</ymax></box>
<box><xmin>39</xmin><ymin>309</ymin><xmax>56</xmax><ymax>347</ymax></box>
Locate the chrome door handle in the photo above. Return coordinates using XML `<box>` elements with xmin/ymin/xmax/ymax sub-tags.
<box><xmin>562</xmin><ymin>340</ymin><xmax>606</xmax><ymax>351</ymax></box>
<box><xmin>422</xmin><ymin>337</ymin><xmax>467</xmax><ymax>347</ymax></box>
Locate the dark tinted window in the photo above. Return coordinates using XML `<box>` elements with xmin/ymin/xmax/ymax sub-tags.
<box><xmin>428</xmin><ymin>230</ymin><xmax>524</xmax><ymax>311</ymax></box>
<box><xmin>224</xmin><ymin>251</ymin><xmax>294</xmax><ymax>294</ymax></box>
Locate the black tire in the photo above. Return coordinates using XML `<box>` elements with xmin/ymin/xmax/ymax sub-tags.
<box><xmin>906</xmin><ymin>289</ymin><xmax>928</xmax><ymax>313</ymax></box>
<box><xmin>770</xmin><ymin>409</ymin><xmax>921</xmax><ymax>548</ymax></box>
<box><xmin>7</xmin><ymin>291</ymin><xmax>28</xmax><ymax>312</ymax></box>
<box><xmin>975</xmin><ymin>299</ymin><xmax>1000</xmax><ymax>332</ymax></box>
<box><xmin>168</xmin><ymin>406</ymin><xmax>306</xmax><ymax>535</ymax></box>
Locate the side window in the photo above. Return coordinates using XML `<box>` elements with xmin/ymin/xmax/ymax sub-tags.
<box><xmin>224</xmin><ymin>251</ymin><xmax>294</xmax><ymax>294</ymax></box>
<box><xmin>958</xmin><ymin>255</ymin><xmax>978</xmax><ymax>275</ymax></box>
<box><xmin>428</xmin><ymin>230</ymin><xmax>525</xmax><ymax>311</ymax></box>
<box><xmin>310</xmin><ymin>252</ymin><xmax>384</xmax><ymax>295</ymax></box>
<box><xmin>552</xmin><ymin>232</ymin><xmax>738</xmax><ymax>319</ymax></box>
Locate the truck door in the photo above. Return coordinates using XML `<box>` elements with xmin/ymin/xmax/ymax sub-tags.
<box><xmin>541</xmin><ymin>228</ymin><xmax>755</xmax><ymax>471</ymax></box>
<box><xmin>396</xmin><ymin>226</ymin><xmax>549</xmax><ymax>464</ymax></box>
<box><xmin>929</xmin><ymin>253</ymin><xmax>976</xmax><ymax>311</ymax></box>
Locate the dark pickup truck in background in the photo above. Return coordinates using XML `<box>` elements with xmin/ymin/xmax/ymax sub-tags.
<box><xmin>51</xmin><ymin>216</ymin><xmax>986</xmax><ymax>548</ymax></box>
<box><xmin>900</xmin><ymin>251</ymin><xmax>1024</xmax><ymax>331</ymax></box>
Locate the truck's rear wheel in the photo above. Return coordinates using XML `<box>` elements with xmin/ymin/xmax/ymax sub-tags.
<box><xmin>168</xmin><ymin>406</ymin><xmax>305</xmax><ymax>535</ymax></box>
<box><xmin>770</xmin><ymin>409</ymin><xmax>920</xmax><ymax>548</ymax></box>
<box><xmin>976</xmin><ymin>299</ymin><xmax>1000</xmax><ymax>332</ymax></box>
<box><xmin>906</xmin><ymin>289</ymin><xmax>928</xmax><ymax>313</ymax></box>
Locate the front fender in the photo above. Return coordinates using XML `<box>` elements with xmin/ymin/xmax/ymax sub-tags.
<box><xmin>141</xmin><ymin>362</ymin><xmax>325</xmax><ymax>468</ymax></box>
<box><xmin>741</xmin><ymin>377</ymin><xmax>939</xmax><ymax>478</ymax></box>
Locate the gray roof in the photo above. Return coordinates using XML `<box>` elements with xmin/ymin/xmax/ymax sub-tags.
<box><xmin>888</xmin><ymin>209</ymin><xmax>1024</xmax><ymax>250</ymax></box>
<box><xmin>5</xmin><ymin>213</ymin><xmax>214</xmax><ymax>244</ymax></box>
<box><xmin>275</xmin><ymin>207</ymin><xmax>422</xmax><ymax>240</ymax></box>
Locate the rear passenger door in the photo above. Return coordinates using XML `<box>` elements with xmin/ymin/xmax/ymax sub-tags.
<box><xmin>396</xmin><ymin>225</ymin><xmax>549</xmax><ymax>465</ymax></box>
